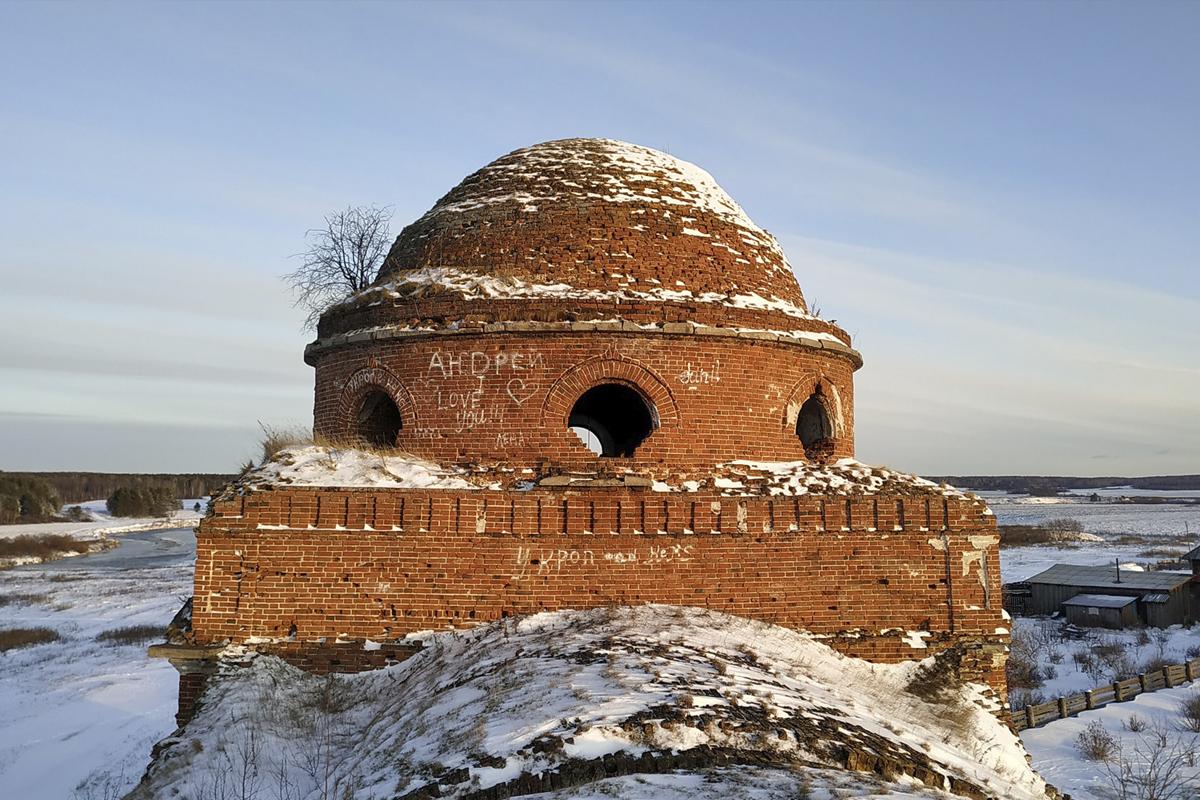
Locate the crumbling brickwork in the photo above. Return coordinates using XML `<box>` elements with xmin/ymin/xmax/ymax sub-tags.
<box><xmin>164</xmin><ymin>138</ymin><xmax>1009</xmax><ymax>726</ymax></box>
<box><xmin>310</xmin><ymin>333</ymin><xmax>857</xmax><ymax>469</ymax></box>
<box><xmin>192</xmin><ymin>487</ymin><xmax>1007</xmax><ymax>698</ymax></box>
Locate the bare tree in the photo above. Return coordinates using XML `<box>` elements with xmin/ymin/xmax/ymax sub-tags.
<box><xmin>285</xmin><ymin>205</ymin><xmax>393</xmax><ymax>329</ymax></box>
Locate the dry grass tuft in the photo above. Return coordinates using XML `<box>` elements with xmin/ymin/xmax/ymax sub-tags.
<box><xmin>0</xmin><ymin>534</ymin><xmax>90</xmax><ymax>560</ymax></box>
<box><xmin>258</xmin><ymin>422</ymin><xmax>312</xmax><ymax>463</ymax></box>
<box><xmin>0</xmin><ymin>592</ymin><xmax>51</xmax><ymax>607</ymax></box>
<box><xmin>0</xmin><ymin>626</ymin><xmax>61</xmax><ymax>652</ymax></box>
<box><xmin>96</xmin><ymin>624</ymin><xmax>163</xmax><ymax>646</ymax></box>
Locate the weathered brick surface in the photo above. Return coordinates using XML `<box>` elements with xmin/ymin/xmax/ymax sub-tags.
<box><xmin>310</xmin><ymin>333</ymin><xmax>857</xmax><ymax>468</ymax></box>
<box><xmin>177</xmin><ymin>138</ymin><xmax>1011</xmax><ymax>724</ymax></box>
<box><xmin>193</xmin><ymin>487</ymin><xmax>1007</xmax><ymax>696</ymax></box>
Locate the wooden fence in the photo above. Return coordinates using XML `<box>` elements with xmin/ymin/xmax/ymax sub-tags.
<box><xmin>1007</xmin><ymin>658</ymin><xmax>1200</xmax><ymax>731</ymax></box>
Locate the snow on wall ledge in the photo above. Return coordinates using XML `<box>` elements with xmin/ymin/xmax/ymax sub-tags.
<box><xmin>235</xmin><ymin>445</ymin><xmax>484</xmax><ymax>491</ymax></box>
<box><xmin>231</xmin><ymin>446</ymin><xmax>975</xmax><ymax>503</ymax></box>
<box><xmin>131</xmin><ymin>607</ymin><xmax>1051</xmax><ymax>800</ymax></box>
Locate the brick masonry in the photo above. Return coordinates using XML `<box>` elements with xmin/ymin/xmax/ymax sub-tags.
<box><xmin>169</xmin><ymin>138</ymin><xmax>1009</xmax><ymax>727</ymax></box>
<box><xmin>191</xmin><ymin>487</ymin><xmax>1008</xmax><ymax>700</ymax></box>
<box><xmin>310</xmin><ymin>332</ymin><xmax>857</xmax><ymax>469</ymax></box>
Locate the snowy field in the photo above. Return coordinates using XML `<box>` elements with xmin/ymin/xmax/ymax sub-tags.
<box><xmin>1</xmin><ymin>490</ymin><xmax>1198</xmax><ymax>798</ymax></box>
<box><xmin>987</xmin><ymin>490</ymin><xmax>1200</xmax><ymax>798</ymax></box>
<box><xmin>991</xmin><ymin>492</ymin><xmax>1200</xmax><ymax>582</ymax></box>
<box><xmin>1023</xmin><ymin>683</ymin><xmax>1200</xmax><ymax>799</ymax></box>
<box><xmin>0</xmin><ymin>498</ymin><xmax>204</xmax><ymax>542</ymax></box>
<box><xmin>0</xmin><ymin>525</ymin><xmax>195</xmax><ymax>799</ymax></box>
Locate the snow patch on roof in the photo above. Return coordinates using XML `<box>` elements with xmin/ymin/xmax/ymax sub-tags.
<box><xmin>345</xmin><ymin>265</ymin><xmax>816</xmax><ymax>321</ymax></box>
<box><xmin>712</xmin><ymin>459</ymin><xmax>973</xmax><ymax>499</ymax></box>
<box><xmin>236</xmin><ymin>445</ymin><xmax>481</xmax><ymax>491</ymax></box>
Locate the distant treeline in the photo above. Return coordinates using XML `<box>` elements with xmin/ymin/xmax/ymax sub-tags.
<box><xmin>4</xmin><ymin>472</ymin><xmax>234</xmax><ymax>504</ymax></box>
<box><xmin>0</xmin><ymin>474</ymin><xmax>62</xmax><ymax>524</ymax></box>
<box><xmin>927</xmin><ymin>475</ymin><xmax>1200</xmax><ymax>495</ymax></box>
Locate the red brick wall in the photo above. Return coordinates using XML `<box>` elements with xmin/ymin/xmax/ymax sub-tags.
<box><xmin>193</xmin><ymin>487</ymin><xmax>1007</xmax><ymax>695</ymax></box>
<box><xmin>311</xmin><ymin>333</ymin><xmax>857</xmax><ymax>468</ymax></box>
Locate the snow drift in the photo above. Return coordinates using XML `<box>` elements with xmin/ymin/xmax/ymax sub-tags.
<box><xmin>131</xmin><ymin>606</ymin><xmax>1049</xmax><ymax>800</ymax></box>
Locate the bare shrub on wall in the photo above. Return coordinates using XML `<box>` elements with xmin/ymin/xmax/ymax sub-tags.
<box><xmin>285</xmin><ymin>205</ymin><xmax>393</xmax><ymax>330</ymax></box>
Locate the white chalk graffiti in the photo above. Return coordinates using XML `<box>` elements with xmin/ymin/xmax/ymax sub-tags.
<box><xmin>513</xmin><ymin>544</ymin><xmax>695</xmax><ymax>580</ymax></box>
<box><xmin>506</xmin><ymin>377</ymin><xmax>537</xmax><ymax>405</ymax></box>
<box><xmin>676</xmin><ymin>360</ymin><xmax>721</xmax><ymax>385</ymax></box>
<box><xmin>421</xmin><ymin>349</ymin><xmax>547</xmax><ymax>431</ymax></box>
<box><xmin>427</xmin><ymin>349</ymin><xmax>546</xmax><ymax>379</ymax></box>
<box><xmin>496</xmin><ymin>432</ymin><xmax>526</xmax><ymax>448</ymax></box>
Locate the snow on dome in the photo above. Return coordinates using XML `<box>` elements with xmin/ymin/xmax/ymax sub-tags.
<box><xmin>423</xmin><ymin>138</ymin><xmax>769</xmax><ymax>238</ymax></box>
<box><xmin>332</xmin><ymin>138</ymin><xmax>815</xmax><ymax>330</ymax></box>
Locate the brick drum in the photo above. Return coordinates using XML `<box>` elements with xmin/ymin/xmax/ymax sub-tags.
<box><xmin>169</xmin><ymin>138</ymin><xmax>1007</xmax><ymax>725</ymax></box>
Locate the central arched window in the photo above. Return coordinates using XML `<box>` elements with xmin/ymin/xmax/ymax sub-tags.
<box><xmin>797</xmin><ymin>390</ymin><xmax>834</xmax><ymax>460</ymax></box>
<box><xmin>568</xmin><ymin>383</ymin><xmax>655</xmax><ymax>457</ymax></box>
<box><xmin>355</xmin><ymin>389</ymin><xmax>402</xmax><ymax>448</ymax></box>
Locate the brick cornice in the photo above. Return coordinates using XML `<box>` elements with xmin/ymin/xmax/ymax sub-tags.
<box><xmin>304</xmin><ymin>320</ymin><xmax>864</xmax><ymax>369</ymax></box>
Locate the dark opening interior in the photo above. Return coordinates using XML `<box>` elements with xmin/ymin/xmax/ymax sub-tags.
<box><xmin>356</xmin><ymin>390</ymin><xmax>403</xmax><ymax>448</ymax></box>
<box><xmin>568</xmin><ymin>383</ymin><xmax>655</xmax><ymax>457</ymax></box>
<box><xmin>797</xmin><ymin>391</ymin><xmax>835</xmax><ymax>459</ymax></box>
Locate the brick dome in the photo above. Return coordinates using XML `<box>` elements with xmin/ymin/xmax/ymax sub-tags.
<box><xmin>307</xmin><ymin>138</ymin><xmax>862</xmax><ymax>474</ymax></box>
<box><xmin>316</xmin><ymin>139</ymin><xmax>846</xmax><ymax>343</ymax></box>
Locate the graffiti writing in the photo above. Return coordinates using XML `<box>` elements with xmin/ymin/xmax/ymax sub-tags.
<box><xmin>512</xmin><ymin>544</ymin><xmax>695</xmax><ymax>580</ymax></box>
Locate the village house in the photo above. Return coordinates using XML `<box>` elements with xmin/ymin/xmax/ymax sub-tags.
<box><xmin>1009</xmin><ymin>563</ymin><xmax>1198</xmax><ymax>628</ymax></box>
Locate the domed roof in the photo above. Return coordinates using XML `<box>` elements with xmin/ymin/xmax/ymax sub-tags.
<box><xmin>358</xmin><ymin>138</ymin><xmax>811</xmax><ymax>321</ymax></box>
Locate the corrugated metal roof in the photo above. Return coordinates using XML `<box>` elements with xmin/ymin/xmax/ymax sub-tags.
<box><xmin>1063</xmin><ymin>594</ymin><xmax>1138</xmax><ymax>609</ymax></box>
<box><xmin>1025</xmin><ymin>564</ymin><xmax>1193</xmax><ymax>592</ymax></box>
<box><xmin>1184</xmin><ymin>545</ymin><xmax>1200</xmax><ymax>561</ymax></box>
<box><xmin>1143</xmin><ymin>593</ymin><xmax>1171</xmax><ymax>604</ymax></box>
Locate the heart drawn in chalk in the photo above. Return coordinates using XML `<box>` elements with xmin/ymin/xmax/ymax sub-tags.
<box><xmin>506</xmin><ymin>378</ymin><xmax>537</xmax><ymax>406</ymax></box>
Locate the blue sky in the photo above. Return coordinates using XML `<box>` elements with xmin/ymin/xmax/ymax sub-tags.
<box><xmin>1</xmin><ymin>1</ymin><xmax>1196</xmax><ymax>475</ymax></box>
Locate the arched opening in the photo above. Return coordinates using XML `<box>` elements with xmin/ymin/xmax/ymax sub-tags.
<box><xmin>797</xmin><ymin>390</ymin><xmax>835</xmax><ymax>461</ymax></box>
<box><xmin>355</xmin><ymin>389</ymin><xmax>402</xmax><ymax>448</ymax></box>
<box><xmin>568</xmin><ymin>383</ymin><xmax>655</xmax><ymax>457</ymax></box>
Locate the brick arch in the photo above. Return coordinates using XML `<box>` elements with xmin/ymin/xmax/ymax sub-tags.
<box><xmin>782</xmin><ymin>375</ymin><xmax>847</xmax><ymax>439</ymax></box>
<box><xmin>340</xmin><ymin>366</ymin><xmax>418</xmax><ymax>439</ymax></box>
<box><xmin>541</xmin><ymin>356</ymin><xmax>679</xmax><ymax>430</ymax></box>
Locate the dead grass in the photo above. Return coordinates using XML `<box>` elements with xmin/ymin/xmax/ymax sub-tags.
<box><xmin>95</xmin><ymin>624</ymin><xmax>163</xmax><ymax>645</ymax></box>
<box><xmin>0</xmin><ymin>534</ymin><xmax>90</xmax><ymax>560</ymax></box>
<box><xmin>0</xmin><ymin>592</ymin><xmax>51</xmax><ymax>607</ymax></box>
<box><xmin>999</xmin><ymin>518</ymin><xmax>1088</xmax><ymax>548</ymax></box>
<box><xmin>258</xmin><ymin>422</ymin><xmax>312</xmax><ymax>463</ymax></box>
<box><xmin>0</xmin><ymin>626</ymin><xmax>61</xmax><ymax>652</ymax></box>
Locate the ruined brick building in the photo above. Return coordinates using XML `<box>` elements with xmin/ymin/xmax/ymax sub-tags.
<box><xmin>156</xmin><ymin>138</ymin><xmax>1008</xmax><ymax>724</ymax></box>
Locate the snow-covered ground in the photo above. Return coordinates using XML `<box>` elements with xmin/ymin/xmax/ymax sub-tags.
<box><xmin>1023</xmin><ymin>684</ymin><xmax>1200</xmax><ymax>799</ymax></box>
<box><xmin>0</xmin><ymin>499</ymin><xmax>203</xmax><ymax>568</ymax></box>
<box><xmin>992</xmin><ymin>492</ymin><xmax>1200</xmax><ymax>582</ymax></box>
<box><xmin>0</xmin><ymin>498</ymin><xmax>204</xmax><ymax>542</ymax></box>
<box><xmin>0</xmin><ymin>526</ymin><xmax>195</xmax><ymax>799</ymax></box>
<box><xmin>132</xmin><ymin>605</ymin><xmax>1046</xmax><ymax>800</ymax></box>
<box><xmin>1010</xmin><ymin>617</ymin><xmax>1200</xmax><ymax>700</ymax></box>
<box><xmin>990</xmin><ymin>491</ymin><xmax>1200</xmax><ymax>798</ymax></box>
<box><xmin>2</xmin><ymin>487</ymin><xmax>1196</xmax><ymax>798</ymax></box>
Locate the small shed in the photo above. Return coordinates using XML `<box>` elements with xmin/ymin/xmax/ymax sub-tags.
<box><xmin>1021</xmin><ymin>563</ymin><xmax>1198</xmax><ymax>628</ymax></box>
<box><xmin>1062</xmin><ymin>594</ymin><xmax>1138</xmax><ymax>629</ymax></box>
